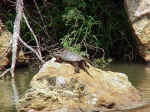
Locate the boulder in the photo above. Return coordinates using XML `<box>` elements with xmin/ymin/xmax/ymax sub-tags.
<box><xmin>18</xmin><ymin>58</ymin><xmax>144</xmax><ymax>112</ymax></box>
<box><xmin>124</xmin><ymin>0</ymin><xmax>150</xmax><ymax>62</ymax></box>
<box><xmin>0</xmin><ymin>20</ymin><xmax>28</xmax><ymax>70</ymax></box>
<box><xmin>0</xmin><ymin>20</ymin><xmax>11</xmax><ymax>70</ymax></box>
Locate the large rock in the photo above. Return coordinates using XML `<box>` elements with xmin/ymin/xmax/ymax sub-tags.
<box><xmin>124</xmin><ymin>0</ymin><xmax>150</xmax><ymax>62</ymax></box>
<box><xmin>18</xmin><ymin>58</ymin><xmax>144</xmax><ymax>112</ymax></box>
<box><xmin>0</xmin><ymin>20</ymin><xmax>28</xmax><ymax>70</ymax></box>
<box><xmin>0</xmin><ymin>20</ymin><xmax>11</xmax><ymax>70</ymax></box>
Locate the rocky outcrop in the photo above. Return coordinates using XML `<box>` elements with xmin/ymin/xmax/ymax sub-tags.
<box><xmin>18</xmin><ymin>58</ymin><xmax>144</xmax><ymax>112</ymax></box>
<box><xmin>0</xmin><ymin>20</ymin><xmax>27</xmax><ymax>70</ymax></box>
<box><xmin>0</xmin><ymin>20</ymin><xmax>11</xmax><ymax>70</ymax></box>
<box><xmin>124</xmin><ymin>0</ymin><xmax>150</xmax><ymax>62</ymax></box>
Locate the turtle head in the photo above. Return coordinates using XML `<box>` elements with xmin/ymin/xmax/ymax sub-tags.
<box><xmin>53</xmin><ymin>51</ymin><xmax>62</xmax><ymax>57</ymax></box>
<box><xmin>52</xmin><ymin>48</ymin><xmax>65</xmax><ymax>57</ymax></box>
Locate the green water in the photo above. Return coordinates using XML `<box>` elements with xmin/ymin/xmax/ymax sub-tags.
<box><xmin>1</xmin><ymin>64</ymin><xmax>150</xmax><ymax>112</ymax></box>
<box><xmin>0</xmin><ymin>66</ymin><xmax>36</xmax><ymax>112</ymax></box>
<box><xmin>105</xmin><ymin>63</ymin><xmax>150</xmax><ymax>112</ymax></box>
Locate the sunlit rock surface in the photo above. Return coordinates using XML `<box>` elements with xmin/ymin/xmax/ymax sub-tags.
<box><xmin>124</xmin><ymin>0</ymin><xmax>150</xmax><ymax>62</ymax></box>
<box><xmin>0</xmin><ymin>20</ymin><xmax>11</xmax><ymax>70</ymax></box>
<box><xmin>0</xmin><ymin>20</ymin><xmax>28</xmax><ymax>70</ymax></box>
<box><xmin>18</xmin><ymin>58</ymin><xmax>144</xmax><ymax>112</ymax></box>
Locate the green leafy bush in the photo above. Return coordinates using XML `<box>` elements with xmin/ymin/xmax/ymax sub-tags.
<box><xmin>2</xmin><ymin>0</ymin><xmax>140</xmax><ymax>66</ymax></box>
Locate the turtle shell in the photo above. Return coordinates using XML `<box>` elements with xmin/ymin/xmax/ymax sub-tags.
<box><xmin>54</xmin><ymin>50</ymin><xmax>84</xmax><ymax>62</ymax></box>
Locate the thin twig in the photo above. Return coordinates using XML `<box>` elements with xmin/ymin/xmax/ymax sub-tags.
<box><xmin>33</xmin><ymin>0</ymin><xmax>50</xmax><ymax>37</ymax></box>
<box><xmin>86</xmin><ymin>43</ymin><xmax>105</xmax><ymax>58</ymax></box>
<box><xmin>23</xmin><ymin>13</ymin><xmax>42</xmax><ymax>57</ymax></box>
<box><xmin>7</xmin><ymin>0</ymin><xmax>16</xmax><ymax>6</ymax></box>
<box><xmin>19</xmin><ymin>37</ymin><xmax>45</xmax><ymax>63</ymax></box>
<box><xmin>0</xmin><ymin>68</ymin><xmax>10</xmax><ymax>78</ymax></box>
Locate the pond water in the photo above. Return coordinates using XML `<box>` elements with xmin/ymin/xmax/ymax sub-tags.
<box><xmin>1</xmin><ymin>64</ymin><xmax>150</xmax><ymax>112</ymax></box>
<box><xmin>0</xmin><ymin>66</ymin><xmax>36</xmax><ymax>112</ymax></box>
<box><xmin>105</xmin><ymin>63</ymin><xmax>150</xmax><ymax>112</ymax></box>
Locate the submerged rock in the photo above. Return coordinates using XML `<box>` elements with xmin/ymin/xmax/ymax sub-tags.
<box><xmin>124</xmin><ymin>0</ymin><xmax>150</xmax><ymax>62</ymax></box>
<box><xmin>18</xmin><ymin>58</ymin><xmax>143</xmax><ymax>112</ymax></box>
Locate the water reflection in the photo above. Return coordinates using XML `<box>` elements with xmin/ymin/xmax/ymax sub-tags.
<box><xmin>11</xmin><ymin>79</ymin><xmax>19</xmax><ymax>111</ymax></box>
<box><xmin>105</xmin><ymin>63</ymin><xmax>150</xmax><ymax>112</ymax></box>
<box><xmin>1</xmin><ymin>64</ymin><xmax>150</xmax><ymax>112</ymax></box>
<box><xmin>0</xmin><ymin>79</ymin><xmax>15</xmax><ymax>112</ymax></box>
<box><xmin>0</xmin><ymin>67</ymin><xmax>36</xmax><ymax>112</ymax></box>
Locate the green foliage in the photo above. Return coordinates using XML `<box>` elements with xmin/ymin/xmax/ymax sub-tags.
<box><xmin>2</xmin><ymin>0</ymin><xmax>139</xmax><ymax>66</ymax></box>
<box><xmin>4</xmin><ymin>10</ymin><xmax>34</xmax><ymax>44</ymax></box>
<box><xmin>4</xmin><ymin>12</ymin><xmax>15</xmax><ymax>33</ymax></box>
<box><xmin>60</xmin><ymin>0</ymin><xmax>138</xmax><ymax>63</ymax></box>
<box><xmin>94</xmin><ymin>58</ymin><xmax>112</xmax><ymax>68</ymax></box>
<box><xmin>61</xmin><ymin>4</ymin><xmax>102</xmax><ymax>55</ymax></box>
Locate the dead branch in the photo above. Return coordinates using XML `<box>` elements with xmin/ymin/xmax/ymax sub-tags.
<box><xmin>0</xmin><ymin>0</ymin><xmax>45</xmax><ymax>78</ymax></box>
<box><xmin>23</xmin><ymin>13</ymin><xmax>42</xmax><ymax>57</ymax></box>
<box><xmin>19</xmin><ymin>37</ymin><xmax>45</xmax><ymax>63</ymax></box>
<box><xmin>0</xmin><ymin>68</ymin><xmax>10</xmax><ymax>78</ymax></box>
<box><xmin>10</xmin><ymin>0</ymin><xmax>23</xmax><ymax>77</ymax></box>
<box><xmin>33</xmin><ymin>0</ymin><xmax>50</xmax><ymax>38</ymax></box>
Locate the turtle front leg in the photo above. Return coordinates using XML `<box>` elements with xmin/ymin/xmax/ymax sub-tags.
<box><xmin>72</xmin><ymin>62</ymin><xmax>80</xmax><ymax>73</ymax></box>
<box><xmin>74</xmin><ymin>65</ymin><xmax>80</xmax><ymax>73</ymax></box>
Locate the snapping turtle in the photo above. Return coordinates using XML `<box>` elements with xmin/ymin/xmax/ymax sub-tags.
<box><xmin>53</xmin><ymin>49</ymin><xmax>92</xmax><ymax>76</ymax></box>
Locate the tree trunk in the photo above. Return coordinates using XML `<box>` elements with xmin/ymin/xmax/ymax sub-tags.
<box><xmin>10</xmin><ymin>0</ymin><xmax>23</xmax><ymax>77</ymax></box>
